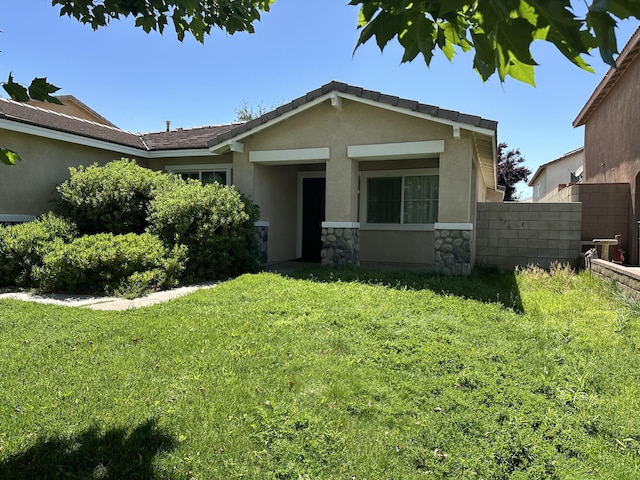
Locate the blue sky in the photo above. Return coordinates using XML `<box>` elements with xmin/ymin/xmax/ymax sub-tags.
<box><xmin>2</xmin><ymin>1</ymin><xmax>638</xmax><ymax>197</ymax></box>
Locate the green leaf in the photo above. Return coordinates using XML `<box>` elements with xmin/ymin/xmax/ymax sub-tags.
<box><xmin>587</xmin><ymin>10</ymin><xmax>619</xmax><ymax>66</ymax></box>
<box><xmin>439</xmin><ymin>0</ymin><xmax>472</xmax><ymax>17</ymax></box>
<box><xmin>2</xmin><ymin>73</ymin><xmax>29</xmax><ymax>102</ymax></box>
<box><xmin>28</xmin><ymin>77</ymin><xmax>63</xmax><ymax>104</ymax></box>
<box><xmin>505</xmin><ymin>57</ymin><xmax>536</xmax><ymax>85</ymax></box>
<box><xmin>471</xmin><ymin>31</ymin><xmax>497</xmax><ymax>81</ymax></box>
<box><xmin>496</xmin><ymin>18</ymin><xmax>538</xmax><ymax>65</ymax></box>
<box><xmin>1</xmin><ymin>148</ymin><xmax>22</xmax><ymax>166</ymax></box>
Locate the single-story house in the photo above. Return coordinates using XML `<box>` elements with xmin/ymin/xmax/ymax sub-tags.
<box><xmin>0</xmin><ymin>81</ymin><xmax>503</xmax><ymax>272</ymax></box>
<box><xmin>573</xmin><ymin>28</ymin><xmax>640</xmax><ymax>263</ymax></box>
<box><xmin>528</xmin><ymin>147</ymin><xmax>584</xmax><ymax>202</ymax></box>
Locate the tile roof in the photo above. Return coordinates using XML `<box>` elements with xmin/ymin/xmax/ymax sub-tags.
<box><xmin>28</xmin><ymin>95</ymin><xmax>118</xmax><ymax>127</ymax></box>
<box><xmin>1</xmin><ymin>81</ymin><xmax>498</xmax><ymax>153</ymax></box>
<box><xmin>209</xmin><ymin>81</ymin><xmax>498</xmax><ymax>148</ymax></box>
<box><xmin>141</xmin><ymin>124</ymin><xmax>241</xmax><ymax>150</ymax></box>
<box><xmin>0</xmin><ymin>97</ymin><xmax>147</xmax><ymax>149</ymax></box>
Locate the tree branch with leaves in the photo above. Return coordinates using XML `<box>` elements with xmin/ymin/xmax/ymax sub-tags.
<box><xmin>350</xmin><ymin>0</ymin><xmax>638</xmax><ymax>85</ymax></box>
<box><xmin>3</xmin><ymin>0</ymin><xmax>640</xmax><ymax>165</ymax></box>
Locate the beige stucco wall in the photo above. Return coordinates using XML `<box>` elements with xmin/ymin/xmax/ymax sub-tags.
<box><xmin>0</xmin><ymin>130</ymin><xmax>122</xmax><ymax>216</ymax></box>
<box><xmin>231</xmin><ymin>98</ymin><xmax>492</xmax><ymax>264</ymax></box>
<box><xmin>253</xmin><ymin>164</ymin><xmax>299</xmax><ymax>262</ymax></box>
<box><xmin>0</xmin><ymin>130</ymin><xmax>222</xmax><ymax>218</ymax></box>
<box><xmin>360</xmin><ymin>230</ymin><xmax>435</xmax><ymax>265</ymax></box>
<box><xmin>143</xmin><ymin>153</ymin><xmax>234</xmax><ymax>172</ymax></box>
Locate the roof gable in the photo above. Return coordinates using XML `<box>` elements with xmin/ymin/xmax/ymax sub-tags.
<box><xmin>574</xmin><ymin>28</ymin><xmax>640</xmax><ymax>127</ymax></box>
<box><xmin>528</xmin><ymin>147</ymin><xmax>584</xmax><ymax>186</ymax></box>
<box><xmin>1</xmin><ymin>81</ymin><xmax>498</xmax><ymax>166</ymax></box>
<box><xmin>28</xmin><ymin>95</ymin><xmax>118</xmax><ymax>127</ymax></box>
<box><xmin>0</xmin><ymin>97</ymin><xmax>146</xmax><ymax>149</ymax></box>
<box><xmin>209</xmin><ymin>81</ymin><xmax>498</xmax><ymax>151</ymax></box>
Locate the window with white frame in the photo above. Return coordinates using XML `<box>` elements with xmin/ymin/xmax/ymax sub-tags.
<box><xmin>361</xmin><ymin>169</ymin><xmax>439</xmax><ymax>227</ymax></box>
<box><xmin>165</xmin><ymin>164</ymin><xmax>232</xmax><ymax>186</ymax></box>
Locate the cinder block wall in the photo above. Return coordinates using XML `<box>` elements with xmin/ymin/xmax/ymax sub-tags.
<box><xmin>476</xmin><ymin>202</ymin><xmax>582</xmax><ymax>270</ymax></box>
<box><xmin>575</xmin><ymin>183</ymin><xmax>630</xmax><ymax>249</ymax></box>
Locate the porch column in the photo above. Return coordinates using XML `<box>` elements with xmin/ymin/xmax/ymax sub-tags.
<box><xmin>321</xmin><ymin>155</ymin><xmax>360</xmax><ymax>265</ymax></box>
<box><xmin>436</xmin><ymin>138</ymin><xmax>474</xmax><ymax>275</ymax></box>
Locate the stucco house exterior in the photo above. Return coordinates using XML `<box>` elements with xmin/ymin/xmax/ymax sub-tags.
<box><xmin>528</xmin><ymin>148</ymin><xmax>583</xmax><ymax>202</ymax></box>
<box><xmin>573</xmin><ymin>28</ymin><xmax>640</xmax><ymax>263</ymax></box>
<box><xmin>0</xmin><ymin>81</ymin><xmax>503</xmax><ymax>273</ymax></box>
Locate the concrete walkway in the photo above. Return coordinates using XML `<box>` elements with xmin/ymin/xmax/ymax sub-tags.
<box><xmin>0</xmin><ymin>282</ymin><xmax>218</xmax><ymax>311</ymax></box>
<box><xmin>0</xmin><ymin>262</ymin><xmax>311</xmax><ymax>311</ymax></box>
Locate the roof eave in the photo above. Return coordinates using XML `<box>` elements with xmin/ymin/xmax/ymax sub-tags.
<box><xmin>574</xmin><ymin>27</ymin><xmax>640</xmax><ymax>127</ymax></box>
<box><xmin>209</xmin><ymin>87</ymin><xmax>498</xmax><ymax>151</ymax></box>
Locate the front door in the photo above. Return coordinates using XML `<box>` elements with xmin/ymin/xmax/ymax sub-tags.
<box><xmin>301</xmin><ymin>177</ymin><xmax>326</xmax><ymax>262</ymax></box>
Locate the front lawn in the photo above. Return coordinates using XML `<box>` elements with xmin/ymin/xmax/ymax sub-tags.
<box><xmin>1</xmin><ymin>266</ymin><xmax>639</xmax><ymax>478</ymax></box>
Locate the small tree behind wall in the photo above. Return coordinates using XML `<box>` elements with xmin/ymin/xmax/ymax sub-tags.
<box><xmin>498</xmin><ymin>142</ymin><xmax>531</xmax><ymax>202</ymax></box>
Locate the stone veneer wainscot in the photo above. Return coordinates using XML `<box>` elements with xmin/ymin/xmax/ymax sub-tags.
<box><xmin>434</xmin><ymin>223</ymin><xmax>473</xmax><ymax>276</ymax></box>
<box><xmin>321</xmin><ymin>222</ymin><xmax>360</xmax><ymax>266</ymax></box>
<box><xmin>254</xmin><ymin>221</ymin><xmax>269</xmax><ymax>264</ymax></box>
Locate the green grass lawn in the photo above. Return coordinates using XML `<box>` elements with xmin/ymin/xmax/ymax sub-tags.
<box><xmin>1</xmin><ymin>265</ymin><xmax>640</xmax><ymax>479</ymax></box>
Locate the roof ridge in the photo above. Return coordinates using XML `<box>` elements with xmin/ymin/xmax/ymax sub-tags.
<box><xmin>207</xmin><ymin>80</ymin><xmax>498</xmax><ymax>149</ymax></box>
<box><xmin>142</xmin><ymin>122</ymin><xmax>243</xmax><ymax>135</ymax></box>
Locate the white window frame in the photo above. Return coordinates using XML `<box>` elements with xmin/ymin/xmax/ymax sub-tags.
<box><xmin>359</xmin><ymin>168</ymin><xmax>439</xmax><ymax>231</ymax></box>
<box><xmin>165</xmin><ymin>164</ymin><xmax>233</xmax><ymax>186</ymax></box>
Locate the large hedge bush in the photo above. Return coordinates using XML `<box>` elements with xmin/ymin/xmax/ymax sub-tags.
<box><xmin>0</xmin><ymin>213</ymin><xmax>77</xmax><ymax>288</ymax></box>
<box><xmin>55</xmin><ymin>158</ymin><xmax>174</xmax><ymax>234</ymax></box>
<box><xmin>35</xmin><ymin>233</ymin><xmax>187</xmax><ymax>295</ymax></box>
<box><xmin>148</xmin><ymin>181</ymin><xmax>259</xmax><ymax>281</ymax></box>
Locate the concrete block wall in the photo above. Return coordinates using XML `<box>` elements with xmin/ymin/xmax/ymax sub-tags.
<box><xmin>575</xmin><ymin>183</ymin><xmax>630</xmax><ymax>249</ymax></box>
<box><xmin>588</xmin><ymin>259</ymin><xmax>640</xmax><ymax>299</ymax></box>
<box><xmin>476</xmin><ymin>202</ymin><xmax>582</xmax><ymax>270</ymax></box>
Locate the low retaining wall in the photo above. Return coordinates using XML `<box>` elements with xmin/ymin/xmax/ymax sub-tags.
<box><xmin>587</xmin><ymin>258</ymin><xmax>640</xmax><ymax>299</ymax></box>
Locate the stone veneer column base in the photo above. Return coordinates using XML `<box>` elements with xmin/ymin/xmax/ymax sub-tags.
<box><xmin>254</xmin><ymin>221</ymin><xmax>269</xmax><ymax>264</ymax></box>
<box><xmin>320</xmin><ymin>222</ymin><xmax>360</xmax><ymax>266</ymax></box>
<box><xmin>434</xmin><ymin>223</ymin><xmax>473</xmax><ymax>276</ymax></box>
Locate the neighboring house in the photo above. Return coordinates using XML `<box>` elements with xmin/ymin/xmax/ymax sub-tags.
<box><xmin>573</xmin><ymin>28</ymin><xmax>640</xmax><ymax>263</ymax></box>
<box><xmin>0</xmin><ymin>81</ymin><xmax>502</xmax><ymax>272</ymax></box>
<box><xmin>528</xmin><ymin>147</ymin><xmax>583</xmax><ymax>202</ymax></box>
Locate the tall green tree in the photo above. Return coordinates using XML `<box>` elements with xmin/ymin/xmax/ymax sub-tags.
<box><xmin>497</xmin><ymin>142</ymin><xmax>531</xmax><ymax>202</ymax></box>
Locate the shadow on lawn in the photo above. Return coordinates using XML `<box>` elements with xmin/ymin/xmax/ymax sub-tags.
<box><xmin>286</xmin><ymin>266</ymin><xmax>524</xmax><ymax>313</ymax></box>
<box><xmin>0</xmin><ymin>418</ymin><xmax>176</xmax><ymax>480</ymax></box>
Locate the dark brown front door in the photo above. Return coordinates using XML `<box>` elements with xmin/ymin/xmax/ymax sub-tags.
<box><xmin>301</xmin><ymin>177</ymin><xmax>326</xmax><ymax>262</ymax></box>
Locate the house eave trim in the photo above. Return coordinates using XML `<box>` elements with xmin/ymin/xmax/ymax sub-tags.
<box><xmin>146</xmin><ymin>148</ymin><xmax>217</xmax><ymax>158</ymax></box>
<box><xmin>337</xmin><ymin>92</ymin><xmax>497</xmax><ymax>137</ymax></box>
<box><xmin>250</xmin><ymin>147</ymin><xmax>330</xmax><ymax>165</ymax></box>
<box><xmin>0</xmin><ymin>118</ymin><xmax>148</xmax><ymax>157</ymax></box>
<box><xmin>348</xmin><ymin>140</ymin><xmax>444</xmax><ymax>160</ymax></box>
<box><xmin>208</xmin><ymin>90</ymin><xmax>497</xmax><ymax>150</ymax></box>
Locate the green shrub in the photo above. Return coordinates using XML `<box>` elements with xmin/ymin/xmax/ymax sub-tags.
<box><xmin>35</xmin><ymin>232</ymin><xmax>187</xmax><ymax>295</ymax></box>
<box><xmin>148</xmin><ymin>181</ymin><xmax>259</xmax><ymax>281</ymax></box>
<box><xmin>55</xmin><ymin>158</ymin><xmax>174</xmax><ymax>235</ymax></box>
<box><xmin>0</xmin><ymin>213</ymin><xmax>77</xmax><ymax>288</ymax></box>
